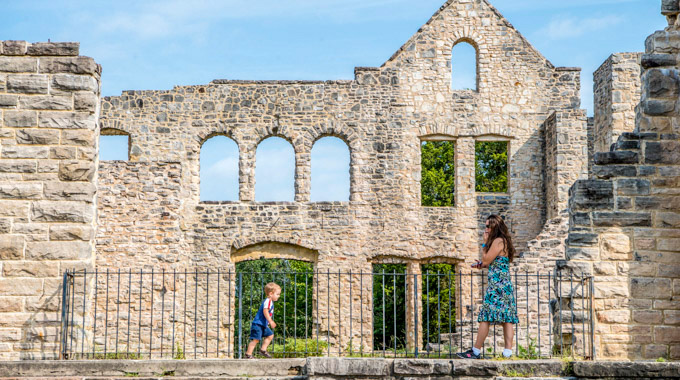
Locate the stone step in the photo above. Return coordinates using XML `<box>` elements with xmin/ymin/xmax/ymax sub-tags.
<box><xmin>0</xmin><ymin>359</ymin><xmax>306</xmax><ymax>378</ymax></box>
<box><xmin>593</xmin><ymin>150</ymin><xmax>639</xmax><ymax>165</ymax></box>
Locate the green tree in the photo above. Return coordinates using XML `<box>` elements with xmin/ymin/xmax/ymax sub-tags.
<box><xmin>475</xmin><ymin>141</ymin><xmax>508</xmax><ymax>192</ymax></box>
<box><xmin>421</xmin><ymin>141</ymin><xmax>456</xmax><ymax>206</ymax></box>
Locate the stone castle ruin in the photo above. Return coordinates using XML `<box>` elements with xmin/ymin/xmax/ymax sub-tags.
<box><xmin>0</xmin><ymin>0</ymin><xmax>677</xmax><ymax>361</ymax></box>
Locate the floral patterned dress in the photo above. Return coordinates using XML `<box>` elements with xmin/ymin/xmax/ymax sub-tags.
<box><xmin>477</xmin><ymin>256</ymin><xmax>519</xmax><ymax>324</ymax></box>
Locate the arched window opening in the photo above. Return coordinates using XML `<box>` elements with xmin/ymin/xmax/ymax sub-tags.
<box><xmin>99</xmin><ymin>128</ymin><xmax>129</xmax><ymax>161</ymax></box>
<box><xmin>256</xmin><ymin>137</ymin><xmax>295</xmax><ymax>202</ymax></box>
<box><xmin>311</xmin><ymin>137</ymin><xmax>350</xmax><ymax>202</ymax></box>
<box><xmin>451</xmin><ymin>41</ymin><xmax>477</xmax><ymax>91</ymax></box>
<box><xmin>200</xmin><ymin>135</ymin><xmax>239</xmax><ymax>201</ymax></box>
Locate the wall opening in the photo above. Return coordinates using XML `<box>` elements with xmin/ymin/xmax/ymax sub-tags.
<box><xmin>311</xmin><ymin>136</ymin><xmax>350</xmax><ymax>202</ymax></box>
<box><xmin>421</xmin><ymin>140</ymin><xmax>456</xmax><ymax>206</ymax></box>
<box><xmin>99</xmin><ymin>128</ymin><xmax>129</xmax><ymax>161</ymax></box>
<box><xmin>421</xmin><ymin>263</ymin><xmax>456</xmax><ymax>349</ymax></box>
<box><xmin>235</xmin><ymin>258</ymin><xmax>316</xmax><ymax>356</ymax></box>
<box><xmin>200</xmin><ymin>135</ymin><xmax>239</xmax><ymax>201</ymax></box>
<box><xmin>475</xmin><ymin>140</ymin><xmax>508</xmax><ymax>193</ymax></box>
<box><xmin>372</xmin><ymin>263</ymin><xmax>407</xmax><ymax>352</ymax></box>
<box><xmin>451</xmin><ymin>41</ymin><xmax>477</xmax><ymax>91</ymax></box>
<box><xmin>256</xmin><ymin>137</ymin><xmax>295</xmax><ymax>202</ymax></box>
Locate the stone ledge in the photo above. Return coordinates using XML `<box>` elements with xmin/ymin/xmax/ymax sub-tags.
<box><xmin>573</xmin><ymin>361</ymin><xmax>680</xmax><ymax>378</ymax></box>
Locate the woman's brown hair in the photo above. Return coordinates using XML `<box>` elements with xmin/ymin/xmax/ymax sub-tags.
<box><xmin>483</xmin><ymin>215</ymin><xmax>515</xmax><ymax>262</ymax></box>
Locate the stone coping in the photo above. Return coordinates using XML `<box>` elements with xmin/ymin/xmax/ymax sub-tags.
<box><xmin>0</xmin><ymin>358</ymin><xmax>677</xmax><ymax>378</ymax></box>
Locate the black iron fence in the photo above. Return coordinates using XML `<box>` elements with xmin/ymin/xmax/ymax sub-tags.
<box><xmin>60</xmin><ymin>268</ymin><xmax>594</xmax><ymax>360</ymax></box>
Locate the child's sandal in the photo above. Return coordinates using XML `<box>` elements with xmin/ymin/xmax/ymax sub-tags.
<box><xmin>258</xmin><ymin>350</ymin><xmax>271</xmax><ymax>358</ymax></box>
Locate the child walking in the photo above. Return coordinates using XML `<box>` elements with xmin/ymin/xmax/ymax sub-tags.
<box><xmin>245</xmin><ymin>282</ymin><xmax>281</xmax><ymax>359</ymax></box>
<box><xmin>457</xmin><ymin>215</ymin><xmax>519</xmax><ymax>359</ymax></box>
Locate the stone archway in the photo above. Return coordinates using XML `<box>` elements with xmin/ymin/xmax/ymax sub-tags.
<box><xmin>231</xmin><ymin>242</ymin><xmax>318</xmax><ymax>264</ymax></box>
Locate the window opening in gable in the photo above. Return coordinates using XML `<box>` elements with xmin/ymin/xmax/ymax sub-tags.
<box><xmin>256</xmin><ymin>137</ymin><xmax>295</xmax><ymax>202</ymax></box>
<box><xmin>311</xmin><ymin>137</ymin><xmax>350</xmax><ymax>202</ymax></box>
<box><xmin>451</xmin><ymin>41</ymin><xmax>477</xmax><ymax>91</ymax></box>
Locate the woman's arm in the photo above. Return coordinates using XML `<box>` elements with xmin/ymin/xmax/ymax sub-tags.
<box><xmin>481</xmin><ymin>238</ymin><xmax>504</xmax><ymax>268</ymax></box>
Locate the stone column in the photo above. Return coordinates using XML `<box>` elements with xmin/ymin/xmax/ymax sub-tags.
<box><xmin>405</xmin><ymin>261</ymin><xmax>422</xmax><ymax>352</ymax></box>
<box><xmin>239</xmin><ymin>143</ymin><xmax>255</xmax><ymax>201</ymax></box>
<box><xmin>0</xmin><ymin>40</ymin><xmax>101</xmax><ymax>360</ymax></box>
<box><xmin>295</xmin><ymin>150</ymin><xmax>310</xmax><ymax>202</ymax></box>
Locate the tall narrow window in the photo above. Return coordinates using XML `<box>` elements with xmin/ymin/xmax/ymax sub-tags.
<box><xmin>372</xmin><ymin>263</ymin><xmax>407</xmax><ymax>352</ymax></box>
<box><xmin>451</xmin><ymin>41</ymin><xmax>477</xmax><ymax>91</ymax></box>
<box><xmin>256</xmin><ymin>137</ymin><xmax>295</xmax><ymax>202</ymax></box>
<box><xmin>421</xmin><ymin>140</ymin><xmax>455</xmax><ymax>207</ymax></box>
<box><xmin>200</xmin><ymin>135</ymin><xmax>239</xmax><ymax>201</ymax></box>
<box><xmin>311</xmin><ymin>137</ymin><xmax>350</xmax><ymax>202</ymax></box>
<box><xmin>99</xmin><ymin>129</ymin><xmax>129</xmax><ymax>161</ymax></box>
<box><xmin>475</xmin><ymin>141</ymin><xmax>508</xmax><ymax>193</ymax></box>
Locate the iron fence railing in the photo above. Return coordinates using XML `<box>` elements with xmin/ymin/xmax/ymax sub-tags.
<box><xmin>60</xmin><ymin>268</ymin><xmax>594</xmax><ymax>360</ymax></box>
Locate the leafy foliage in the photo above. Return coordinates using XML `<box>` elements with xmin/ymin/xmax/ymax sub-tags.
<box><xmin>372</xmin><ymin>264</ymin><xmax>407</xmax><ymax>351</ymax></box>
<box><xmin>269</xmin><ymin>338</ymin><xmax>328</xmax><ymax>358</ymax></box>
<box><xmin>421</xmin><ymin>263</ymin><xmax>456</xmax><ymax>344</ymax></box>
<box><xmin>421</xmin><ymin>141</ymin><xmax>455</xmax><ymax>207</ymax></box>
<box><xmin>475</xmin><ymin>141</ymin><xmax>508</xmax><ymax>193</ymax></box>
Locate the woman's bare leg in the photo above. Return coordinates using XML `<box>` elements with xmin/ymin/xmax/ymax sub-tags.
<box><xmin>474</xmin><ymin>322</ymin><xmax>490</xmax><ymax>350</ymax></box>
<box><xmin>502</xmin><ymin>323</ymin><xmax>514</xmax><ymax>349</ymax></box>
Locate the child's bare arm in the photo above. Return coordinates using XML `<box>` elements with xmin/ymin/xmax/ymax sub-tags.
<box><xmin>264</xmin><ymin>311</ymin><xmax>276</xmax><ymax>329</ymax></box>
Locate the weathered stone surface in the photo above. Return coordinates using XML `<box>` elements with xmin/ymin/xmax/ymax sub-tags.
<box><xmin>0</xmin><ymin>160</ymin><xmax>37</xmax><ymax>173</ymax></box>
<box><xmin>26</xmin><ymin>42</ymin><xmax>79</xmax><ymax>56</ymax></box>
<box><xmin>641</xmin><ymin>53</ymin><xmax>678</xmax><ymax>68</ymax></box>
<box><xmin>0</xmin><ymin>57</ymin><xmax>37</xmax><ymax>73</ymax></box>
<box><xmin>592</xmin><ymin>165</ymin><xmax>636</xmax><ymax>179</ymax></box>
<box><xmin>656</xmin><ymin>212</ymin><xmax>680</xmax><ymax>228</ymax></box>
<box><xmin>566</xmin><ymin>247</ymin><xmax>600</xmax><ymax>260</ymax></box>
<box><xmin>600</xmin><ymin>233</ymin><xmax>631</xmax><ymax>260</ymax></box>
<box><xmin>49</xmin><ymin>225</ymin><xmax>94</xmax><ymax>241</ymax></box>
<box><xmin>574</xmin><ymin>361</ymin><xmax>680</xmax><ymax>378</ymax></box>
<box><xmin>0</xmin><ymin>299</ymin><xmax>23</xmax><ymax>312</ymax></box>
<box><xmin>2</xmin><ymin>41</ymin><xmax>27</xmax><ymax>55</ymax></box>
<box><xmin>38</xmin><ymin>111</ymin><xmax>95</xmax><ymax>129</ymax></box>
<box><xmin>39</xmin><ymin>57</ymin><xmax>99</xmax><ymax>75</ymax></box>
<box><xmin>51</xmin><ymin>74</ymin><xmax>97</xmax><ymax>92</ymax></box>
<box><xmin>631</xmin><ymin>278</ymin><xmax>672</xmax><ymax>299</ymax></box>
<box><xmin>0</xmin><ymin>94</ymin><xmax>17</xmax><ymax>107</ymax></box>
<box><xmin>0</xmin><ymin>201</ymin><xmax>29</xmax><ymax>219</ymax></box>
<box><xmin>18</xmin><ymin>95</ymin><xmax>72</xmax><ymax>110</ymax></box>
<box><xmin>645</xmin><ymin>68</ymin><xmax>680</xmax><ymax>98</ymax></box>
<box><xmin>306</xmin><ymin>358</ymin><xmax>390</xmax><ymax>376</ymax></box>
<box><xmin>593</xmin><ymin>151</ymin><xmax>639</xmax><ymax>165</ymax></box>
<box><xmin>25</xmin><ymin>241</ymin><xmax>91</xmax><ymax>260</ymax></box>
<box><xmin>58</xmin><ymin>160</ymin><xmax>95</xmax><ymax>181</ymax></box>
<box><xmin>616</xmin><ymin>179</ymin><xmax>650</xmax><ymax>196</ymax></box>
<box><xmin>30</xmin><ymin>201</ymin><xmax>93</xmax><ymax>223</ymax></box>
<box><xmin>0</xmin><ymin>279</ymin><xmax>42</xmax><ymax>296</ymax></box>
<box><xmin>3</xmin><ymin>111</ymin><xmax>36</xmax><ymax>127</ymax></box>
<box><xmin>0</xmin><ymin>183</ymin><xmax>42</xmax><ymax>200</ymax></box>
<box><xmin>74</xmin><ymin>92</ymin><xmax>97</xmax><ymax>111</ymax></box>
<box><xmin>2</xmin><ymin>262</ymin><xmax>59</xmax><ymax>277</ymax></box>
<box><xmin>0</xmin><ymin>236</ymin><xmax>24</xmax><ymax>260</ymax></box>
<box><xmin>569</xmin><ymin>180</ymin><xmax>614</xmax><ymax>210</ymax></box>
<box><xmin>49</xmin><ymin>147</ymin><xmax>76</xmax><ymax>160</ymax></box>
<box><xmin>15</xmin><ymin>129</ymin><xmax>60</xmax><ymax>145</ymax></box>
<box><xmin>44</xmin><ymin>182</ymin><xmax>96</xmax><ymax>202</ymax></box>
<box><xmin>393</xmin><ymin>359</ymin><xmax>451</xmax><ymax>375</ymax></box>
<box><xmin>6</xmin><ymin>74</ymin><xmax>48</xmax><ymax>94</ymax></box>
<box><xmin>645</xmin><ymin>141</ymin><xmax>680</xmax><ymax>164</ymax></box>
<box><xmin>61</xmin><ymin>130</ymin><xmax>95</xmax><ymax>146</ymax></box>
<box><xmin>642</xmin><ymin>98</ymin><xmax>676</xmax><ymax>115</ymax></box>
<box><xmin>0</xmin><ymin>146</ymin><xmax>49</xmax><ymax>159</ymax></box>
<box><xmin>567</xmin><ymin>233</ymin><xmax>599</xmax><ymax>247</ymax></box>
<box><xmin>592</xmin><ymin>212</ymin><xmax>652</xmax><ymax>227</ymax></box>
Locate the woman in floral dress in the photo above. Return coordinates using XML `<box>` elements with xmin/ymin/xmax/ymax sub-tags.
<box><xmin>457</xmin><ymin>215</ymin><xmax>518</xmax><ymax>359</ymax></box>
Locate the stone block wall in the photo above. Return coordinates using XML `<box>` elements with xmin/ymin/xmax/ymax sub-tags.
<box><xmin>0</xmin><ymin>41</ymin><xmax>101</xmax><ymax>359</ymax></box>
<box><xmin>592</xmin><ymin>53</ymin><xmax>642</xmax><ymax>170</ymax></box>
<box><xmin>562</xmin><ymin>5</ymin><xmax>680</xmax><ymax>360</ymax></box>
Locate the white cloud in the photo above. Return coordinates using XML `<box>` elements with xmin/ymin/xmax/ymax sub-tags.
<box><xmin>538</xmin><ymin>15</ymin><xmax>625</xmax><ymax>40</ymax></box>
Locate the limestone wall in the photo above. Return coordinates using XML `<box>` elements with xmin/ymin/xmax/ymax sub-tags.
<box><xmin>592</xmin><ymin>53</ymin><xmax>642</xmax><ymax>166</ymax></box>
<box><xmin>0</xmin><ymin>41</ymin><xmax>101</xmax><ymax>359</ymax></box>
<box><xmin>562</xmin><ymin>4</ymin><xmax>680</xmax><ymax>360</ymax></box>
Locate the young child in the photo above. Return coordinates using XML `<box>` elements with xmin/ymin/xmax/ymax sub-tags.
<box><xmin>244</xmin><ymin>282</ymin><xmax>281</xmax><ymax>359</ymax></box>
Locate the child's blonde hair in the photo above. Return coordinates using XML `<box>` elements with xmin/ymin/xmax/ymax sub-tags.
<box><xmin>264</xmin><ymin>282</ymin><xmax>280</xmax><ymax>296</ymax></box>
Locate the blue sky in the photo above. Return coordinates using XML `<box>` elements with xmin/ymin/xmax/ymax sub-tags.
<box><xmin>2</xmin><ymin>0</ymin><xmax>665</xmax><ymax>201</ymax></box>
